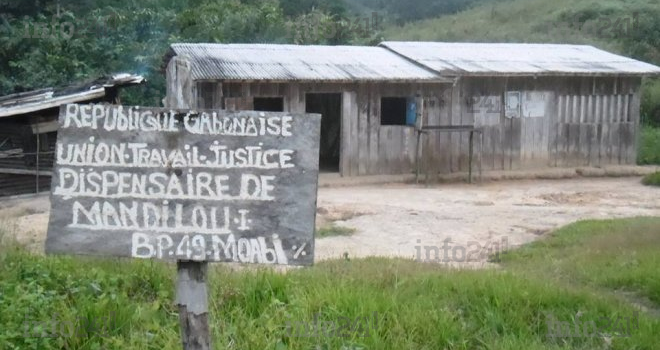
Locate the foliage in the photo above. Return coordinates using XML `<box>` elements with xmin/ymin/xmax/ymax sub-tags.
<box><xmin>638</xmin><ymin>126</ymin><xmax>660</xmax><ymax>165</ymax></box>
<box><xmin>621</xmin><ymin>7</ymin><xmax>660</xmax><ymax>68</ymax></box>
<box><xmin>0</xmin><ymin>0</ymin><xmax>373</xmax><ymax>106</ymax></box>
<box><xmin>641</xmin><ymin>79</ymin><xmax>660</xmax><ymax>127</ymax></box>
<box><xmin>285</xmin><ymin>8</ymin><xmax>381</xmax><ymax>45</ymax></box>
<box><xmin>175</xmin><ymin>0</ymin><xmax>287</xmax><ymax>44</ymax></box>
<box><xmin>346</xmin><ymin>0</ymin><xmax>484</xmax><ymax>24</ymax></box>
<box><xmin>0</xmin><ymin>3</ymin><xmax>181</xmax><ymax>106</ymax></box>
<box><xmin>387</xmin><ymin>0</ymin><xmax>482</xmax><ymax>25</ymax></box>
<box><xmin>280</xmin><ymin>0</ymin><xmax>348</xmax><ymax>18</ymax></box>
<box><xmin>642</xmin><ymin>172</ymin><xmax>660</xmax><ymax>187</ymax></box>
<box><xmin>0</xmin><ymin>247</ymin><xmax>178</xmax><ymax>349</ymax></box>
<box><xmin>2</xmin><ymin>218</ymin><xmax>660</xmax><ymax>349</ymax></box>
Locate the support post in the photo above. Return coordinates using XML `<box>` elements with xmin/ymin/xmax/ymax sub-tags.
<box><xmin>479</xmin><ymin>131</ymin><xmax>484</xmax><ymax>183</ymax></box>
<box><xmin>35</xmin><ymin>122</ymin><xmax>40</xmax><ymax>193</ymax></box>
<box><xmin>176</xmin><ymin>261</ymin><xmax>211</xmax><ymax>350</ymax></box>
<box><xmin>423</xmin><ymin>131</ymin><xmax>430</xmax><ymax>186</ymax></box>
<box><xmin>468</xmin><ymin>130</ymin><xmax>474</xmax><ymax>184</ymax></box>
<box><xmin>415</xmin><ymin>129</ymin><xmax>422</xmax><ymax>184</ymax></box>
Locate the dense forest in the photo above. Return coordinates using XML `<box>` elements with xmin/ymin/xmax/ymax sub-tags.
<box><xmin>0</xmin><ymin>0</ymin><xmax>658</xmax><ymax>123</ymax></box>
<box><xmin>0</xmin><ymin>0</ymin><xmax>378</xmax><ymax>106</ymax></box>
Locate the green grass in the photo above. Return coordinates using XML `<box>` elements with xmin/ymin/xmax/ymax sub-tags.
<box><xmin>501</xmin><ymin>217</ymin><xmax>660</xmax><ymax>306</ymax></box>
<box><xmin>1</xmin><ymin>218</ymin><xmax>660</xmax><ymax>349</ymax></box>
<box><xmin>638</xmin><ymin>127</ymin><xmax>660</xmax><ymax>165</ymax></box>
<box><xmin>642</xmin><ymin>172</ymin><xmax>660</xmax><ymax>186</ymax></box>
<box><xmin>316</xmin><ymin>224</ymin><xmax>357</xmax><ymax>238</ymax></box>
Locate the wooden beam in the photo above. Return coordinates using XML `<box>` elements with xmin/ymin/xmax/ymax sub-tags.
<box><xmin>0</xmin><ymin>168</ymin><xmax>52</xmax><ymax>176</ymax></box>
<box><xmin>30</xmin><ymin>120</ymin><xmax>59</xmax><ymax>134</ymax></box>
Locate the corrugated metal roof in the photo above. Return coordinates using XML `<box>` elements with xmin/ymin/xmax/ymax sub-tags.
<box><xmin>0</xmin><ymin>74</ymin><xmax>145</xmax><ymax>118</ymax></box>
<box><xmin>170</xmin><ymin>43</ymin><xmax>443</xmax><ymax>82</ymax></box>
<box><xmin>380</xmin><ymin>42</ymin><xmax>660</xmax><ymax>76</ymax></box>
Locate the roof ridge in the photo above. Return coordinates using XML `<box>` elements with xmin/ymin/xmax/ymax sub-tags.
<box><xmin>168</xmin><ymin>42</ymin><xmax>660</xmax><ymax>78</ymax></box>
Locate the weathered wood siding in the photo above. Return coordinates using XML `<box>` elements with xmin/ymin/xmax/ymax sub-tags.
<box><xmin>445</xmin><ymin>76</ymin><xmax>641</xmax><ymax>172</ymax></box>
<box><xmin>551</xmin><ymin>76</ymin><xmax>640</xmax><ymax>167</ymax></box>
<box><xmin>192</xmin><ymin>76</ymin><xmax>642</xmax><ymax>177</ymax></box>
<box><xmin>197</xmin><ymin>81</ymin><xmax>446</xmax><ymax>176</ymax></box>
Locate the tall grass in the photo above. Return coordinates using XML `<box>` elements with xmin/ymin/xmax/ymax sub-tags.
<box><xmin>1</xmin><ymin>218</ymin><xmax>660</xmax><ymax>349</ymax></box>
<box><xmin>502</xmin><ymin>217</ymin><xmax>660</xmax><ymax>305</ymax></box>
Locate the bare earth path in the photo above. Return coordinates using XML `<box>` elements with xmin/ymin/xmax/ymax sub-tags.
<box><xmin>1</xmin><ymin>177</ymin><xmax>659</xmax><ymax>267</ymax></box>
<box><xmin>314</xmin><ymin>177</ymin><xmax>660</xmax><ymax>266</ymax></box>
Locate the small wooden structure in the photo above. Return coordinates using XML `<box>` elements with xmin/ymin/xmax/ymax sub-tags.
<box><xmin>0</xmin><ymin>74</ymin><xmax>144</xmax><ymax>196</ymax></box>
<box><xmin>165</xmin><ymin>42</ymin><xmax>660</xmax><ymax>178</ymax></box>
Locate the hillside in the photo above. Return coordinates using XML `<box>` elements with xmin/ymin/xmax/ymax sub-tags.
<box><xmin>382</xmin><ymin>0</ymin><xmax>658</xmax><ymax>61</ymax></box>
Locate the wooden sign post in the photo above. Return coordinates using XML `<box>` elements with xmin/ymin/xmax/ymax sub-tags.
<box><xmin>177</xmin><ymin>261</ymin><xmax>210</xmax><ymax>350</ymax></box>
<box><xmin>45</xmin><ymin>104</ymin><xmax>322</xmax><ymax>349</ymax></box>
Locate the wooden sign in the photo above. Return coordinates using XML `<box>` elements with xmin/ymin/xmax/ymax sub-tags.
<box><xmin>46</xmin><ymin>104</ymin><xmax>321</xmax><ymax>266</ymax></box>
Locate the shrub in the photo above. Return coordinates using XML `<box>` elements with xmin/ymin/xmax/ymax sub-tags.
<box><xmin>638</xmin><ymin>126</ymin><xmax>660</xmax><ymax>165</ymax></box>
<box><xmin>642</xmin><ymin>171</ymin><xmax>660</xmax><ymax>186</ymax></box>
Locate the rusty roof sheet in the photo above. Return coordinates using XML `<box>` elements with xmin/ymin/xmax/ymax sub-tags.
<box><xmin>0</xmin><ymin>74</ymin><xmax>145</xmax><ymax>118</ymax></box>
<box><xmin>380</xmin><ymin>42</ymin><xmax>660</xmax><ymax>76</ymax></box>
<box><xmin>170</xmin><ymin>43</ymin><xmax>443</xmax><ymax>82</ymax></box>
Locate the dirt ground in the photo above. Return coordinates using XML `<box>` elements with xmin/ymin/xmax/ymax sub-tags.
<box><xmin>1</xmin><ymin>177</ymin><xmax>659</xmax><ymax>267</ymax></box>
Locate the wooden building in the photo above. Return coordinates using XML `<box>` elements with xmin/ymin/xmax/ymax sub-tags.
<box><xmin>165</xmin><ymin>42</ymin><xmax>660</xmax><ymax>177</ymax></box>
<box><xmin>0</xmin><ymin>74</ymin><xmax>144</xmax><ymax>196</ymax></box>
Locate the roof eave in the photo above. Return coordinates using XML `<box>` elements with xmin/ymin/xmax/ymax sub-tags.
<box><xmin>437</xmin><ymin>72</ymin><xmax>660</xmax><ymax>77</ymax></box>
<box><xmin>192</xmin><ymin>78</ymin><xmax>455</xmax><ymax>84</ymax></box>
<box><xmin>0</xmin><ymin>73</ymin><xmax>146</xmax><ymax>119</ymax></box>
<box><xmin>0</xmin><ymin>88</ymin><xmax>106</xmax><ymax>118</ymax></box>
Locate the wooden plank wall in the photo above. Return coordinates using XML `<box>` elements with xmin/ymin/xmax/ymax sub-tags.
<box><xmin>342</xmin><ymin>90</ymin><xmax>358</xmax><ymax>176</ymax></box>
<box><xmin>165</xmin><ymin>56</ymin><xmax>194</xmax><ymax>110</ymax></box>
<box><xmin>194</xmin><ymin>76</ymin><xmax>642</xmax><ymax>177</ymax></box>
<box><xmin>212</xmin><ymin>81</ymin><xmax>436</xmax><ymax>176</ymax></box>
<box><xmin>461</xmin><ymin>77</ymin><xmax>506</xmax><ymax>171</ymax></box>
<box><xmin>371</xmin><ymin>84</ymin><xmax>424</xmax><ymax>175</ymax></box>
<box><xmin>550</xmin><ymin>76</ymin><xmax>640</xmax><ymax>167</ymax></box>
<box><xmin>461</xmin><ymin>76</ymin><xmax>641</xmax><ymax>172</ymax></box>
<box><xmin>459</xmin><ymin>77</ymin><xmax>523</xmax><ymax>172</ymax></box>
<box><xmin>421</xmin><ymin>85</ymin><xmax>449</xmax><ymax>177</ymax></box>
<box><xmin>422</xmin><ymin>82</ymin><xmax>483</xmax><ymax>177</ymax></box>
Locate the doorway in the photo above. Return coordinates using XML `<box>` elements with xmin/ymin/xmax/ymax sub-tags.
<box><xmin>305</xmin><ymin>93</ymin><xmax>342</xmax><ymax>172</ymax></box>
